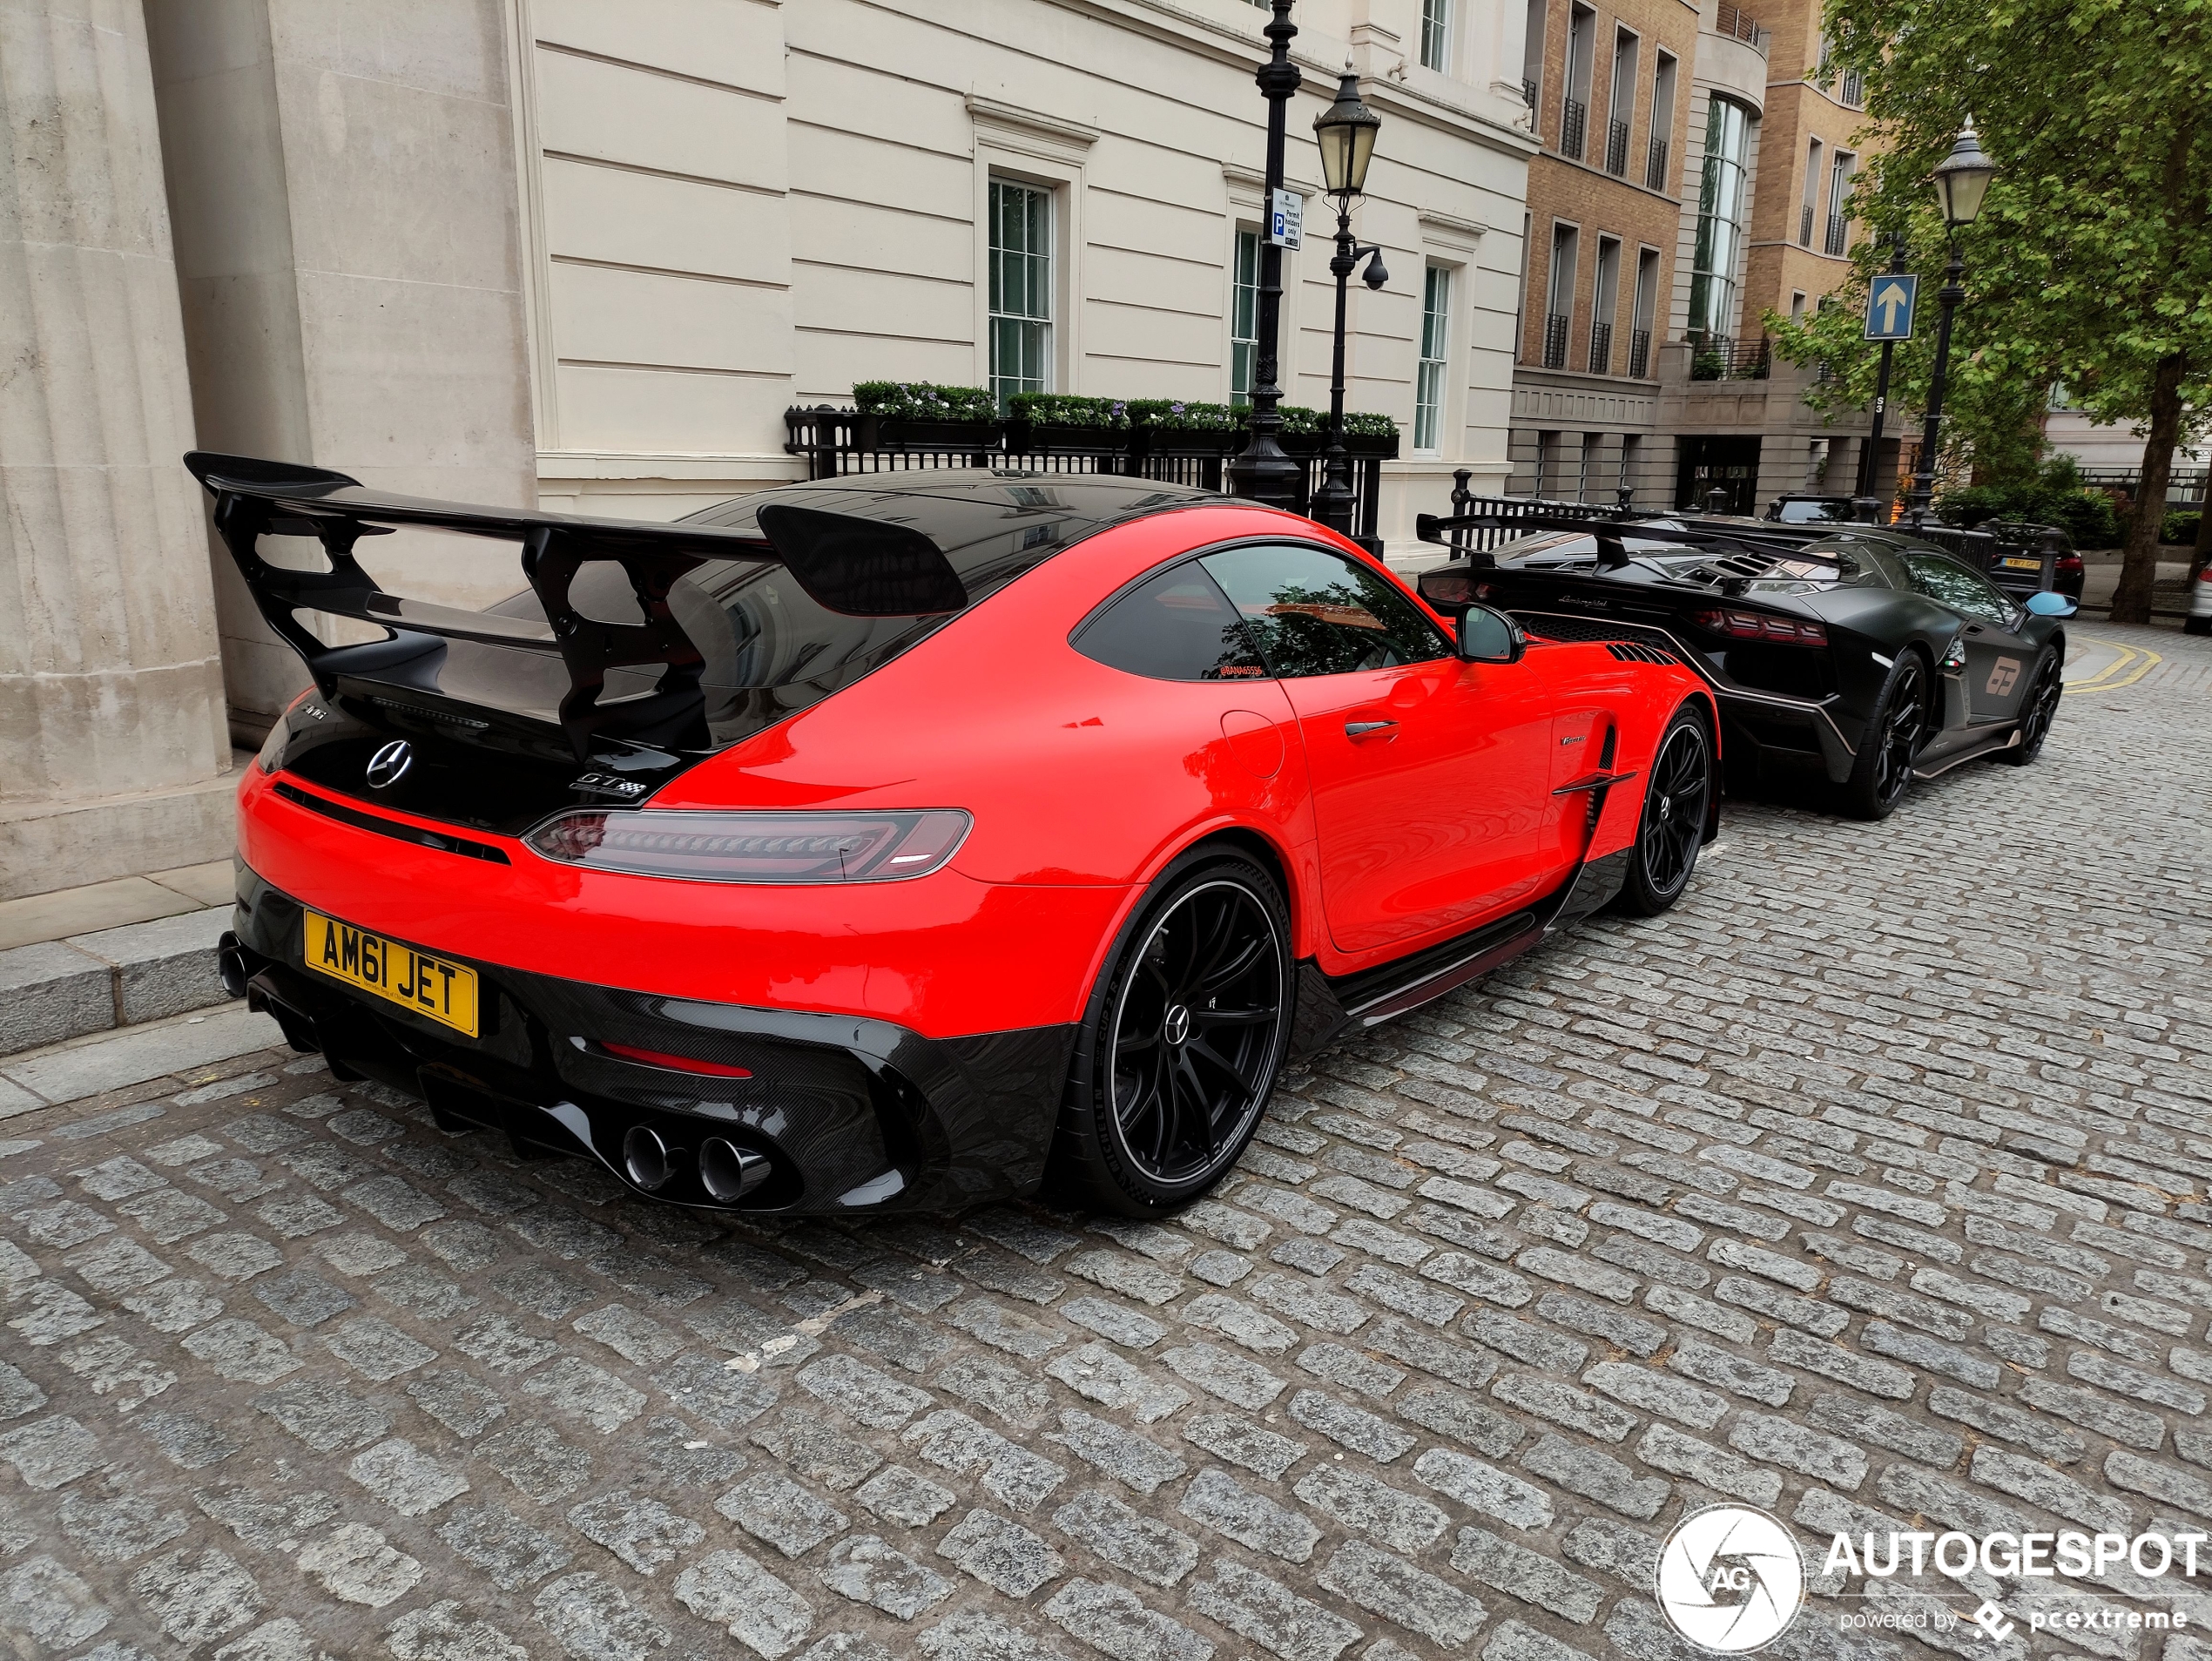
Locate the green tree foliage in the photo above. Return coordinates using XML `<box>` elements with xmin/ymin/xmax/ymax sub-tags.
<box><xmin>1772</xmin><ymin>0</ymin><xmax>2212</xmax><ymax>620</ymax></box>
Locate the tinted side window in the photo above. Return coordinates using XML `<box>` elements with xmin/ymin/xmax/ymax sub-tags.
<box><xmin>1201</xmin><ymin>544</ymin><xmax>1453</xmax><ymax>679</ymax></box>
<box><xmin>1074</xmin><ymin>562</ymin><xmax>1269</xmax><ymax>681</ymax></box>
<box><xmin>1901</xmin><ymin>551</ymin><xmax>2018</xmax><ymax>626</ymax></box>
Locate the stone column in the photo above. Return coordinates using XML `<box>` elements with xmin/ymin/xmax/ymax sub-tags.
<box><xmin>0</xmin><ymin>0</ymin><xmax>234</xmax><ymax>900</ymax></box>
<box><xmin>145</xmin><ymin>0</ymin><xmax>536</xmax><ymax>739</ymax></box>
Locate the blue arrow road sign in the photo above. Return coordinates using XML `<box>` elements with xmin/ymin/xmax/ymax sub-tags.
<box><xmin>1866</xmin><ymin>274</ymin><xmax>1918</xmax><ymax>341</ymax></box>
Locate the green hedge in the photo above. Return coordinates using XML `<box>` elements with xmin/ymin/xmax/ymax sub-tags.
<box><xmin>1937</xmin><ymin>475</ymin><xmax>2120</xmax><ymax>548</ymax></box>
<box><xmin>851</xmin><ymin>381</ymin><xmax>996</xmax><ymax>421</ymax></box>
<box><xmin>2163</xmin><ymin>510</ymin><xmax>2201</xmax><ymax>545</ymax></box>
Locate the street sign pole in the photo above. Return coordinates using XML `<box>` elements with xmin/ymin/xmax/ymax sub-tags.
<box><xmin>1854</xmin><ymin>240</ymin><xmax>1913</xmax><ymax>519</ymax></box>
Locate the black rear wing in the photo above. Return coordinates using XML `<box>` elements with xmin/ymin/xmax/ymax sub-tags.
<box><xmin>185</xmin><ymin>452</ymin><xmax>963</xmax><ymax>758</ymax></box>
<box><xmin>1413</xmin><ymin>510</ymin><xmax>1835</xmax><ymax>573</ymax></box>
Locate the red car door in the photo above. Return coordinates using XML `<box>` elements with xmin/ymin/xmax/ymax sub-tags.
<box><xmin>1201</xmin><ymin>543</ymin><xmax>1556</xmax><ymax>955</ymax></box>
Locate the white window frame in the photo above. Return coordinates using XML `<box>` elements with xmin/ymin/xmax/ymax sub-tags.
<box><xmin>1230</xmin><ymin>225</ymin><xmax>1261</xmax><ymax>406</ymax></box>
<box><xmin>1421</xmin><ymin>0</ymin><xmax>1453</xmax><ymax>72</ymax></box>
<box><xmin>969</xmin><ymin>99</ymin><xmax>1093</xmax><ymax>402</ymax></box>
<box><xmin>1415</xmin><ymin>263</ymin><xmax>1452</xmax><ymax>454</ymax></box>
<box><xmin>988</xmin><ymin>179</ymin><xmax>1054</xmax><ymax>408</ymax></box>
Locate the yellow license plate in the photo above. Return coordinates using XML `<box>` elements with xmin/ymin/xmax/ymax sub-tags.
<box><xmin>2001</xmin><ymin>557</ymin><xmax>2042</xmax><ymax>570</ymax></box>
<box><xmin>303</xmin><ymin>910</ymin><xmax>479</xmax><ymax>1036</ymax></box>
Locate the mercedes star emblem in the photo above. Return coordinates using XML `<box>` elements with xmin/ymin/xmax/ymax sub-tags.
<box><xmin>365</xmin><ymin>739</ymin><xmax>414</xmax><ymax>789</ymax></box>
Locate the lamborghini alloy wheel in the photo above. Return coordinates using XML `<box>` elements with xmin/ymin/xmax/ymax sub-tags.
<box><xmin>1059</xmin><ymin>853</ymin><xmax>1292</xmax><ymax>1215</ymax></box>
<box><xmin>1616</xmin><ymin>706</ymin><xmax>1712</xmax><ymax>916</ymax></box>
<box><xmin>1839</xmin><ymin>652</ymin><xmax>1929</xmax><ymax>820</ymax></box>
<box><xmin>2000</xmin><ymin>652</ymin><xmax>2062</xmax><ymax>765</ymax></box>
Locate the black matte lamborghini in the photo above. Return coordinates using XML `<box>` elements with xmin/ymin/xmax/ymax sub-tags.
<box><xmin>1413</xmin><ymin>512</ymin><xmax>2074</xmax><ymax>820</ymax></box>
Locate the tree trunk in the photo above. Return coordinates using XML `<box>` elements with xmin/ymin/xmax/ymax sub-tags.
<box><xmin>2109</xmin><ymin>354</ymin><xmax>2187</xmax><ymax>625</ymax></box>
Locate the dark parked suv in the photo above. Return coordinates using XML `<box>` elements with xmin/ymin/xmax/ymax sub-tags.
<box><xmin>1978</xmin><ymin>520</ymin><xmax>2086</xmax><ymax>600</ymax></box>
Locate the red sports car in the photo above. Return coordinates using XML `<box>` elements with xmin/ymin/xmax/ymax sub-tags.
<box><xmin>192</xmin><ymin>454</ymin><xmax>1717</xmax><ymax>1219</ymax></box>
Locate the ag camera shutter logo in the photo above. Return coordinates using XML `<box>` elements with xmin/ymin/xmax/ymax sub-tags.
<box><xmin>1658</xmin><ymin>1504</ymin><xmax>1807</xmax><ymax>1652</ymax></box>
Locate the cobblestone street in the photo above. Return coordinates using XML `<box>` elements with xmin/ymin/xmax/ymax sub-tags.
<box><xmin>0</xmin><ymin>623</ymin><xmax>2205</xmax><ymax>1661</ymax></box>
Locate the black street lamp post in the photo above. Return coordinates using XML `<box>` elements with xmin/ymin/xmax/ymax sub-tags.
<box><xmin>1904</xmin><ymin>121</ymin><xmax>1998</xmax><ymax>527</ymax></box>
<box><xmin>1308</xmin><ymin>66</ymin><xmax>1386</xmax><ymax>538</ymax></box>
<box><xmin>1225</xmin><ymin>1</ymin><xmax>1303</xmax><ymax>509</ymax></box>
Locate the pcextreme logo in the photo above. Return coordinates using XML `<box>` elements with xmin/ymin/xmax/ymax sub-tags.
<box><xmin>1657</xmin><ymin>1505</ymin><xmax>1806</xmax><ymax>1653</ymax></box>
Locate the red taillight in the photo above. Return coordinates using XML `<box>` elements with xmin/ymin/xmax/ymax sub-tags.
<box><xmin>525</xmin><ymin>808</ymin><xmax>972</xmax><ymax>883</ymax></box>
<box><xmin>599</xmin><ymin>1042</ymin><xmax>752</xmax><ymax>1079</ymax></box>
<box><xmin>1691</xmin><ymin>609</ymin><xmax>1828</xmax><ymax>645</ymax></box>
<box><xmin>2057</xmin><ymin>555</ymin><xmax>2084</xmax><ymax>577</ymax></box>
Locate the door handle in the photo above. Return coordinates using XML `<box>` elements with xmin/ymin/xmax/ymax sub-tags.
<box><xmin>1345</xmin><ymin>720</ymin><xmax>1397</xmax><ymax>739</ymax></box>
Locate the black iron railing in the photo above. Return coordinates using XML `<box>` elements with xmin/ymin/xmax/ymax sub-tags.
<box><xmin>782</xmin><ymin>407</ymin><xmax>1393</xmax><ymax>545</ymax></box>
<box><xmin>1824</xmin><ymin>213</ymin><xmax>1849</xmax><ymax>255</ymax></box>
<box><xmin>1561</xmin><ymin>98</ymin><xmax>1587</xmax><ymax>159</ymax></box>
<box><xmin>1542</xmin><ymin>314</ymin><xmax>1571</xmax><ymax>370</ymax></box>
<box><xmin>1689</xmin><ymin>336</ymin><xmax>1770</xmax><ymax>381</ymax></box>
<box><xmin>1714</xmin><ymin>3</ymin><xmax>1770</xmax><ymax>50</ymax></box>
<box><xmin>1523</xmin><ymin>76</ymin><xmax>1538</xmax><ymax>108</ymax></box>
<box><xmin>1605</xmin><ymin>118</ymin><xmax>1630</xmax><ymax>175</ymax></box>
<box><xmin>1588</xmin><ymin>321</ymin><xmax>1613</xmax><ymax>375</ymax></box>
<box><xmin>1434</xmin><ymin>472</ymin><xmax>1623</xmax><ymax>557</ymax></box>
<box><xmin>1646</xmin><ymin>138</ymin><xmax>1669</xmax><ymax>190</ymax></box>
<box><xmin>1838</xmin><ymin>70</ymin><xmax>1864</xmax><ymax>107</ymax></box>
<box><xmin>1629</xmin><ymin>327</ymin><xmax>1651</xmax><ymax>379</ymax></box>
<box><xmin>1799</xmin><ymin>203</ymin><xmax>1814</xmax><ymax>246</ymax></box>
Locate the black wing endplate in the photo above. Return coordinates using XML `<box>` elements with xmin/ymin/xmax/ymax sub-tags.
<box><xmin>184</xmin><ymin>451</ymin><xmax>966</xmax><ymax>759</ymax></box>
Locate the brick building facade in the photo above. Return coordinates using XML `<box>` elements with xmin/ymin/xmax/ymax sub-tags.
<box><xmin>1507</xmin><ymin>0</ymin><xmax>1698</xmax><ymax>504</ymax></box>
<box><xmin>1511</xmin><ymin>0</ymin><xmax>1885</xmax><ymax>512</ymax></box>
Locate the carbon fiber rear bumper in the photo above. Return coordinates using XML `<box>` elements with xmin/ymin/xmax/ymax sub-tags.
<box><xmin>227</xmin><ymin>866</ymin><xmax>1072</xmax><ymax>1215</ymax></box>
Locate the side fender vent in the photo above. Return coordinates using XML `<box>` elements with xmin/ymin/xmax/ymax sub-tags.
<box><xmin>1605</xmin><ymin>641</ymin><xmax>1678</xmax><ymax>665</ymax></box>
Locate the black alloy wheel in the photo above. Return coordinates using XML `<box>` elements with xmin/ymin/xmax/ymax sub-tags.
<box><xmin>2000</xmin><ymin>652</ymin><xmax>2062</xmax><ymax>765</ymax></box>
<box><xmin>1838</xmin><ymin>652</ymin><xmax>1929</xmax><ymax>820</ymax></box>
<box><xmin>1056</xmin><ymin>854</ymin><xmax>1291</xmax><ymax>1215</ymax></box>
<box><xmin>1615</xmin><ymin>706</ymin><xmax>1712</xmax><ymax>916</ymax></box>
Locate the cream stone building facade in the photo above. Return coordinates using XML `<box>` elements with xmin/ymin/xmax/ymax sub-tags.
<box><xmin>3</xmin><ymin>0</ymin><xmax>1541</xmax><ymax>897</ymax></box>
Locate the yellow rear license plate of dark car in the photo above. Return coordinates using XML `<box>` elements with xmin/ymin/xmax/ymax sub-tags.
<box><xmin>303</xmin><ymin>910</ymin><xmax>478</xmax><ymax>1036</ymax></box>
<box><xmin>2002</xmin><ymin>557</ymin><xmax>2042</xmax><ymax>570</ymax></box>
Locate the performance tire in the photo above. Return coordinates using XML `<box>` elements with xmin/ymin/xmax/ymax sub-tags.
<box><xmin>1998</xmin><ymin>650</ymin><xmax>2062</xmax><ymax>766</ymax></box>
<box><xmin>1614</xmin><ymin>704</ymin><xmax>1714</xmax><ymax>917</ymax></box>
<box><xmin>1053</xmin><ymin>850</ymin><xmax>1293</xmax><ymax>1217</ymax></box>
<box><xmin>1836</xmin><ymin>650</ymin><xmax>1931</xmax><ymax>820</ymax></box>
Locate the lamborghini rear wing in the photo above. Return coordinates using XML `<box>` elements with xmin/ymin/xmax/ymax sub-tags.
<box><xmin>185</xmin><ymin>452</ymin><xmax>964</xmax><ymax>759</ymax></box>
<box><xmin>1414</xmin><ymin>509</ymin><xmax>1831</xmax><ymax>570</ymax></box>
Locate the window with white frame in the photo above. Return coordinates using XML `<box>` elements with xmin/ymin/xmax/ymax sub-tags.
<box><xmin>989</xmin><ymin>179</ymin><xmax>1052</xmax><ymax>408</ymax></box>
<box><xmin>1421</xmin><ymin>0</ymin><xmax>1452</xmax><ymax>71</ymax></box>
<box><xmin>1231</xmin><ymin>227</ymin><xmax>1260</xmax><ymax>405</ymax></box>
<box><xmin>1416</xmin><ymin>264</ymin><xmax>1451</xmax><ymax>453</ymax></box>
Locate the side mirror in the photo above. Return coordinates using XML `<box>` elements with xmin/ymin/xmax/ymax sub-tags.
<box><xmin>1457</xmin><ymin>604</ymin><xmax>1527</xmax><ymax>664</ymax></box>
<box><xmin>2024</xmin><ymin>591</ymin><xmax>2077</xmax><ymax>618</ymax></box>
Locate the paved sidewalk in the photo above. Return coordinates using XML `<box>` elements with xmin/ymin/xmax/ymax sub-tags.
<box><xmin>0</xmin><ymin>863</ymin><xmax>237</xmax><ymax>1059</ymax></box>
<box><xmin>0</xmin><ymin>624</ymin><xmax>2202</xmax><ymax>1661</ymax></box>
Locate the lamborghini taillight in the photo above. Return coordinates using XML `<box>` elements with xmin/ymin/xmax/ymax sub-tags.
<box><xmin>1692</xmin><ymin>609</ymin><xmax>1828</xmax><ymax>645</ymax></box>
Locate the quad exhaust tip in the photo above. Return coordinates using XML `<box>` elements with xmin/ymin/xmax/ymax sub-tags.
<box><xmin>623</xmin><ymin>1124</ymin><xmax>681</xmax><ymax>1191</ymax></box>
<box><xmin>622</xmin><ymin>1124</ymin><xmax>771</xmax><ymax>1204</ymax></box>
<box><xmin>700</xmin><ymin>1137</ymin><xmax>771</xmax><ymax>1203</ymax></box>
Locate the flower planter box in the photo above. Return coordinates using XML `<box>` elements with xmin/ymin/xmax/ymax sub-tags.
<box><xmin>854</xmin><ymin>415</ymin><xmax>1002</xmax><ymax>451</ymax></box>
<box><xmin>1004</xmin><ymin>421</ymin><xmax>1131</xmax><ymax>455</ymax></box>
<box><xmin>1136</xmin><ymin>428</ymin><xmax>1243</xmax><ymax>457</ymax></box>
